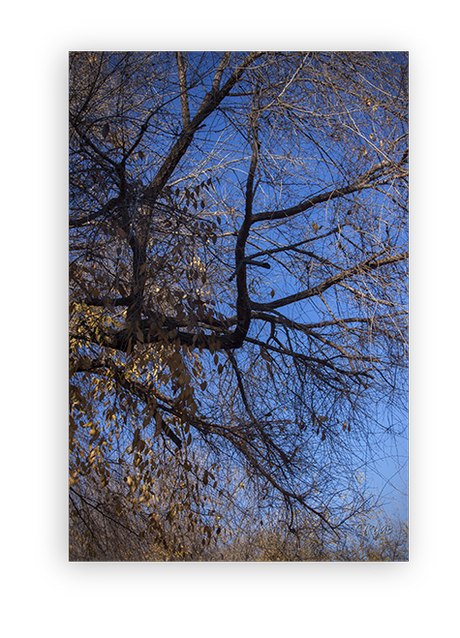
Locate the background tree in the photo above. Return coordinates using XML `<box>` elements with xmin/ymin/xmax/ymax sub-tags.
<box><xmin>69</xmin><ymin>51</ymin><xmax>408</xmax><ymax>558</ymax></box>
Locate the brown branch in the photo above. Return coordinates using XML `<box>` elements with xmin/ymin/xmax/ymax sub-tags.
<box><xmin>225</xmin><ymin>433</ymin><xmax>339</xmax><ymax>533</ymax></box>
<box><xmin>251</xmin><ymin>251</ymin><xmax>408</xmax><ymax>311</ymax></box>
<box><xmin>244</xmin><ymin>86</ymin><xmax>261</xmax><ymax>218</ymax></box>
<box><xmin>70</xmin><ymin>487</ymin><xmax>145</xmax><ymax>540</ymax></box>
<box><xmin>251</xmin><ymin>160</ymin><xmax>397</xmax><ymax>224</ymax></box>
<box><xmin>294</xmin><ymin>312</ymin><xmax>407</xmax><ymax>330</ymax></box>
<box><xmin>175</xmin><ymin>52</ymin><xmax>190</xmax><ymax>127</ymax></box>
<box><xmin>246</xmin><ymin>223</ymin><xmax>352</xmax><ymax>260</ymax></box>
<box><xmin>228</xmin><ymin>352</ymin><xmax>255</xmax><ymax>421</ymax></box>
<box><xmin>70</xmin><ymin>355</ymin><xmax>340</xmax><ymax>530</ymax></box>
<box><xmin>243</xmin><ymin>335</ymin><xmax>372</xmax><ymax>381</ymax></box>
<box><xmin>146</xmin><ymin>52</ymin><xmax>263</xmax><ymax>206</ymax></box>
<box><xmin>212</xmin><ymin>52</ymin><xmax>232</xmax><ymax>90</ymax></box>
<box><xmin>252</xmin><ymin>311</ymin><xmax>379</xmax><ymax>362</ymax></box>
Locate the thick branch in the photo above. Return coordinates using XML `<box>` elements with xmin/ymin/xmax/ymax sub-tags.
<box><xmin>228</xmin><ymin>352</ymin><xmax>255</xmax><ymax>421</ymax></box>
<box><xmin>246</xmin><ymin>223</ymin><xmax>352</xmax><ymax>261</ymax></box>
<box><xmin>251</xmin><ymin>251</ymin><xmax>408</xmax><ymax>311</ymax></box>
<box><xmin>231</xmin><ymin>90</ymin><xmax>261</xmax><ymax>346</ymax></box>
<box><xmin>175</xmin><ymin>52</ymin><xmax>190</xmax><ymax>127</ymax></box>
<box><xmin>212</xmin><ymin>52</ymin><xmax>232</xmax><ymax>90</ymax></box>
<box><xmin>251</xmin><ymin>160</ymin><xmax>397</xmax><ymax>224</ymax></box>
<box><xmin>146</xmin><ymin>52</ymin><xmax>263</xmax><ymax>205</ymax></box>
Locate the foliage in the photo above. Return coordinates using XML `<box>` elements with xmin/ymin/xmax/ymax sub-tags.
<box><xmin>69</xmin><ymin>51</ymin><xmax>408</xmax><ymax>559</ymax></box>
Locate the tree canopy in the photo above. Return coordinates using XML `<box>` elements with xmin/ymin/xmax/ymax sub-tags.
<box><xmin>69</xmin><ymin>51</ymin><xmax>408</xmax><ymax>560</ymax></box>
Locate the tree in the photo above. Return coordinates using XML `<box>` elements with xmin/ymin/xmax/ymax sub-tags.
<box><xmin>69</xmin><ymin>51</ymin><xmax>408</xmax><ymax>557</ymax></box>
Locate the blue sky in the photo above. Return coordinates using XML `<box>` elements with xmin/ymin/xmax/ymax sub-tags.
<box><xmin>69</xmin><ymin>51</ymin><xmax>409</xmax><ymax>536</ymax></box>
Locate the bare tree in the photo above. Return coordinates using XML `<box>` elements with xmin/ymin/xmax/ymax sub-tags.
<box><xmin>69</xmin><ymin>51</ymin><xmax>408</xmax><ymax>553</ymax></box>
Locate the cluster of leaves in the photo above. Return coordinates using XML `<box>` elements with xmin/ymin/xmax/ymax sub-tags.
<box><xmin>69</xmin><ymin>459</ymin><xmax>408</xmax><ymax>561</ymax></box>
